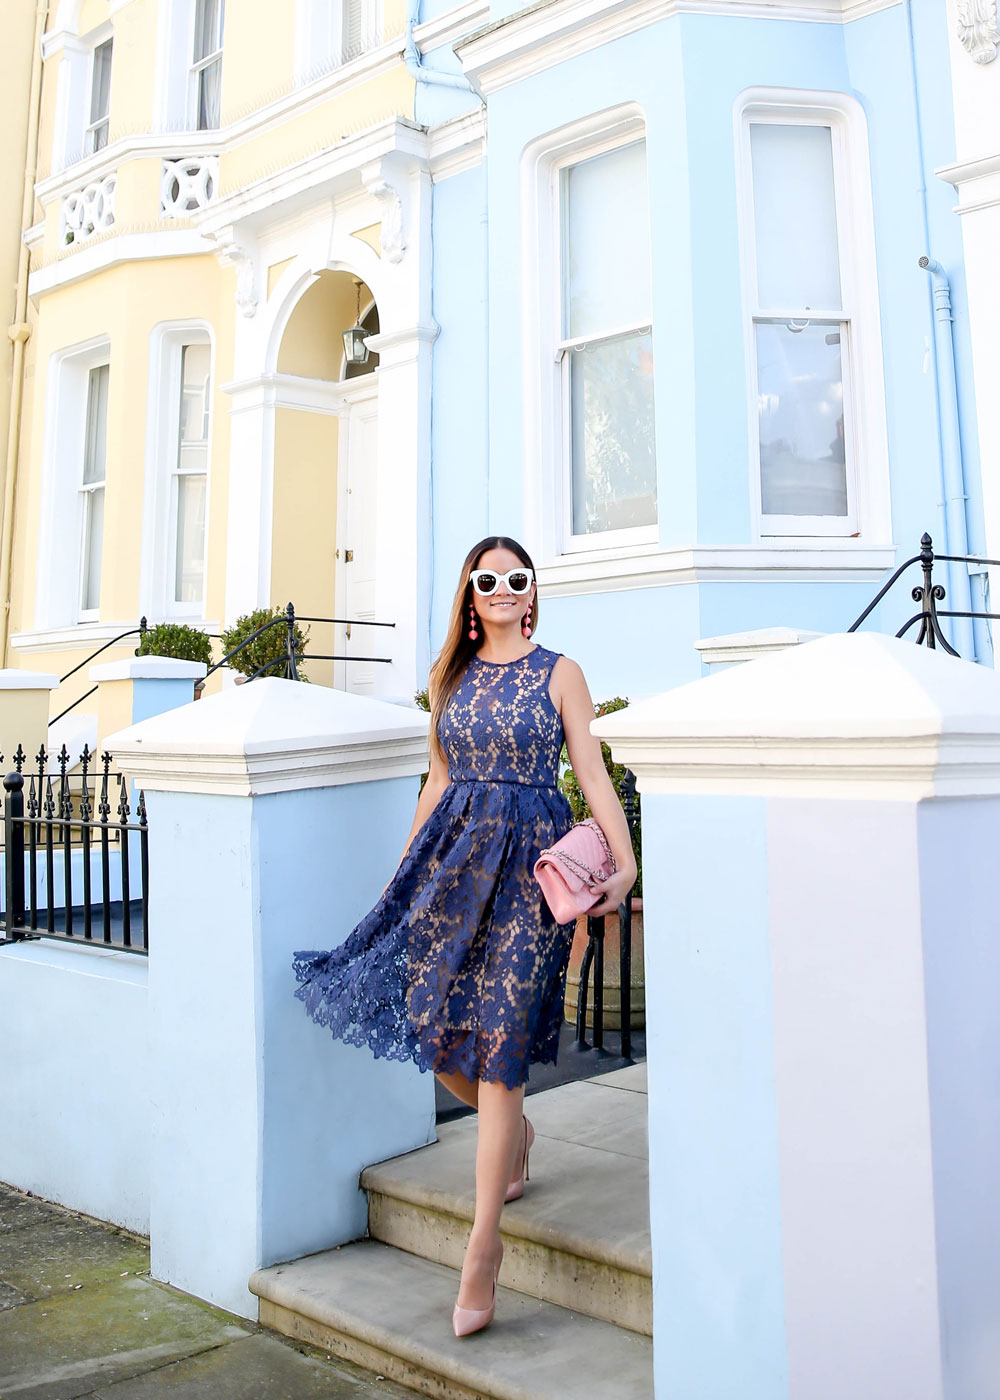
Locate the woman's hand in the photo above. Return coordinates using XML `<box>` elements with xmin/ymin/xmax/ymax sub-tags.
<box><xmin>587</xmin><ymin>866</ymin><xmax>637</xmax><ymax>918</ymax></box>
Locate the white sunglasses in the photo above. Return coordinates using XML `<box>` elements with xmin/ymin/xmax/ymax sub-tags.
<box><xmin>469</xmin><ymin>567</ymin><xmax>535</xmax><ymax>596</ymax></box>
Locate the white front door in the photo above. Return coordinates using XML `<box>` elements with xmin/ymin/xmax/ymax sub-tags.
<box><xmin>335</xmin><ymin>387</ymin><xmax>380</xmax><ymax>694</ymax></box>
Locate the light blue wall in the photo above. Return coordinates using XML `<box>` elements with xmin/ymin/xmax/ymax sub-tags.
<box><xmin>426</xmin><ymin>2</ymin><xmax>985</xmax><ymax>691</ymax></box>
<box><xmin>642</xmin><ymin>792</ymin><xmax>787</xmax><ymax>1398</ymax></box>
<box><xmin>918</xmin><ymin>796</ymin><xmax>1000</xmax><ymax>1400</ymax></box>
<box><xmin>131</xmin><ymin>677</ymin><xmax>197</xmax><ymax>725</ymax></box>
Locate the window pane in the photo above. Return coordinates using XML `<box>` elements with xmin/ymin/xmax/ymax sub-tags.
<box><xmin>194</xmin><ymin>0</ymin><xmax>224</xmax><ymax>61</ymax></box>
<box><xmin>750</xmin><ymin>123</ymin><xmax>841</xmax><ymax>312</ymax></box>
<box><xmin>82</xmin><ymin>486</ymin><xmax>104</xmax><ymax>611</ymax></box>
<box><xmin>570</xmin><ymin>332</ymin><xmax>656</xmax><ymax>534</ymax></box>
<box><xmin>564</xmin><ymin>141</ymin><xmax>651</xmax><ymax>339</ymax></box>
<box><xmin>178</xmin><ymin>343</ymin><xmax>211</xmax><ymax>452</ymax></box>
<box><xmin>756</xmin><ymin>320</ymin><xmax>848</xmax><ymax>517</ymax></box>
<box><xmin>175</xmin><ymin>473</ymin><xmax>207</xmax><ymax>602</ymax></box>
<box><xmin>197</xmin><ymin>57</ymin><xmax>222</xmax><ymax>129</ymax></box>
<box><xmin>91</xmin><ymin>40</ymin><xmax>113</xmax><ymax>124</ymax></box>
<box><xmin>83</xmin><ymin>365</ymin><xmax>109</xmax><ymax>485</ymax></box>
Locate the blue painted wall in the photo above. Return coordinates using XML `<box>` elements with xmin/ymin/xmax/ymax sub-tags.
<box><xmin>425</xmin><ymin>2</ymin><xmax>984</xmax><ymax>696</ymax></box>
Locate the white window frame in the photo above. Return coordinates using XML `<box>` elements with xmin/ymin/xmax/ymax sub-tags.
<box><xmin>49</xmin><ymin>20</ymin><xmax>114</xmax><ymax>171</ymax></box>
<box><xmin>79</xmin><ymin>362</ymin><xmax>110</xmax><ymax>619</ymax></box>
<box><xmin>521</xmin><ymin>105</ymin><xmax>656</xmax><ymax>565</ymax></box>
<box><xmin>84</xmin><ymin>36</ymin><xmax>113</xmax><ymax>155</ymax></box>
<box><xmin>140</xmin><ymin>323</ymin><xmax>214</xmax><ymax>621</ymax></box>
<box><xmin>293</xmin><ymin>0</ymin><xmax>383</xmax><ymax>83</ymax></box>
<box><xmin>190</xmin><ymin>0</ymin><xmax>225</xmax><ymax>131</ymax></box>
<box><xmin>36</xmin><ymin>337</ymin><xmax>112</xmax><ymax>632</ymax></box>
<box><xmin>735</xmin><ymin>88</ymin><xmax>890</xmax><ymax>543</ymax></box>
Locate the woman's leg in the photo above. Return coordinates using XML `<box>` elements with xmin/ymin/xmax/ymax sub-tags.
<box><xmin>435</xmin><ymin>1068</ymin><xmax>479</xmax><ymax>1110</ymax></box>
<box><xmin>456</xmin><ymin>1077</ymin><xmax>525</xmax><ymax>1310</ymax></box>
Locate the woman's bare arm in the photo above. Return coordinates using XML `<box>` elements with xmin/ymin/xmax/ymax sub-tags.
<box><xmin>552</xmin><ymin>656</ymin><xmax>637</xmax><ymax>917</ymax></box>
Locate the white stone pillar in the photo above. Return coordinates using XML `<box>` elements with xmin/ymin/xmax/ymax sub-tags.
<box><xmin>594</xmin><ymin>632</ymin><xmax>1000</xmax><ymax>1400</ymax></box>
<box><xmin>108</xmin><ymin>678</ymin><xmax>435</xmax><ymax>1319</ymax></box>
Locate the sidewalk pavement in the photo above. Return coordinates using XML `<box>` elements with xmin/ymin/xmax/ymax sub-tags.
<box><xmin>0</xmin><ymin>1183</ymin><xmax>421</xmax><ymax>1400</ymax></box>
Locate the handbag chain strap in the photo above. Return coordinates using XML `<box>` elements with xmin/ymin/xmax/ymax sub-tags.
<box><xmin>553</xmin><ymin>819</ymin><xmax>617</xmax><ymax>883</ymax></box>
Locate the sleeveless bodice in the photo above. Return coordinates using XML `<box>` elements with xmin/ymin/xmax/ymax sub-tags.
<box><xmin>437</xmin><ymin>646</ymin><xmax>563</xmax><ymax>787</ymax></box>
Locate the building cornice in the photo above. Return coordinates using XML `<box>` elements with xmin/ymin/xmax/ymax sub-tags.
<box><xmin>27</xmin><ymin>229</ymin><xmax>215</xmax><ymax>299</ymax></box>
<box><xmin>936</xmin><ymin>150</ymin><xmax>1000</xmax><ymax>215</ymax></box>
<box><xmin>535</xmin><ymin>543</ymin><xmax>896</xmax><ymax>597</ymax></box>
<box><xmin>413</xmin><ymin>0</ymin><xmax>490</xmax><ymax>52</ymax></box>
<box><xmin>457</xmin><ymin>0</ymin><xmax>900</xmax><ymax>97</ymax></box>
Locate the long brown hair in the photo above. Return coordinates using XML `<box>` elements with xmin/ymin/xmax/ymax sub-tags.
<box><xmin>428</xmin><ymin>536</ymin><xmax>539</xmax><ymax>766</ymax></box>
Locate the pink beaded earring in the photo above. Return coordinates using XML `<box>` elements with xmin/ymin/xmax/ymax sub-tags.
<box><xmin>522</xmin><ymin>601</ymin><xmax>532</xmax><ymax>638</ymax></box>
<box><xmin>468</xmin><ymin>602</ymin><xmax>479</xmax><ymax>642</ymax></box>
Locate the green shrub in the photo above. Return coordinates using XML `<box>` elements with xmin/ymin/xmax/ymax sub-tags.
<box><xmin>560</xmin><ymin>696</ymin><xmax>642</xmax><ymax>897</ymax></box>
<box><xmin>220</xmin><ymin>607</ymin><xmax>309</xmax><ymax>680</ymax></box>
<box><xmin>137</xmin><ymin>622</ymin><xmax>213</xmax><ymax>667</ymax></box>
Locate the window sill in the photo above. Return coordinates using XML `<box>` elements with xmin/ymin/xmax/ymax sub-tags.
<box><xmin>11</xmin><ymin>620</ymin><xmax>218</xmax><ymax>657</ymax></box>
<box><xmin>534</xmin><ymin>541</ymin><xmax>897</xmax><ymax>597</ymax></box>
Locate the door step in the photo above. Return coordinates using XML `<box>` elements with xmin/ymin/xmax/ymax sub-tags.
<box><xmin>250</xmin><ymin>1237</ymin><xmax>653</xmax><ymax>1400</ymax></box>
<box><xmin>362</xmin><ymin>1077</ymin><xmax>651</xmax><ymax>1335</ymax></box>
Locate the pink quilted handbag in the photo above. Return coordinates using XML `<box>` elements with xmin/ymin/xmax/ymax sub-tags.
<box><xmin>533</xmin><ymin>818</ymin><xmax>617</xmax><ymax>924</ymax></box>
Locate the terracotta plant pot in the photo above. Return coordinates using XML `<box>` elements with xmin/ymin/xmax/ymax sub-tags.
<box><xmin>564</xmin><ymin>897</ymin><xmax>644</xmax><ymax>1032</ymax></box>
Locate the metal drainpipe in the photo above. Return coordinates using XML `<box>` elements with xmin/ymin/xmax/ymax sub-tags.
<box><xmin>403</xmin><ymin>0</ymin><xmax>479</xmax><ymax>91</ymax></box>
<box><xmin>902</xmin><ymin>0</ymin><xmax>978</xmax><ymax>659</ymax></box>
<box><xmin>919</xmin><ymin>257</ymin><xmax>976</xmax><ymax>660</ymax></box>
<box><xmin>0</xmin><ymin>0</ymin><xmax>49</xmax><ymax>668</ymax></box>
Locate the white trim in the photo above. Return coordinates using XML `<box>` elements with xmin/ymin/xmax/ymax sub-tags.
<box><xmin>521</xmin><ymin>107</ymin><xmax>656</xmax><ymax>568</ymax></box>
<box><xmin>90</xmin><ymin>657</ymin><xmax>207</xmax><ymax>681</ymax></box>
<box><xmin>413</xmin><ymin>0</ymin><xmax>489</xmax><ymax>52</ymax></box>
<box><xmin>734</xmin><ymin>88</ymin><xmax>891</xmax><ymax>546</ymax></box>
<box><xmin>457</xmin><ymin>0</ymin><xmax>901</xmax><ymax>98</ymax></box>
<box><xmin>936</xmin><ymin>151</ymin><xmax>1000</xmax><ymax>215</ymax></box>
<box><xmin>28</xmin><ymin>230</ymin><xmax>216</xmax><ymax>299</ymax></box>
<box><xmin>36</xmin><ymin>337</ymin><xmax>112</xmax><ymax>633</ymax></box>
<box><xmin>10</xmin><ymin>620</ymin><xmax>220</xmax><ymax>656</ymax></box>
<box><xmin>535</xmin><ymin>541</ymin><xmax>896</xmax><ymax>595</ymax></box>
<box><xmin>218</xmin><ymin>371</ymin><xmax>370</xmax><ymax>416</ymax></box>
<box><xmin>139</xmin><ymin>323</ymin><xmax>215</xmax><ymax>624</ymax></box>
<box><xmin>0</xmin><ymin>669</ymin><xmax>60</xmax><ymax>690</ymax></box>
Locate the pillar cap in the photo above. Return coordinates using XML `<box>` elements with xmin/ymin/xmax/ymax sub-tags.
<box><xmin>592</xmin><ymin>632</ymin><xmax>1000</xmax><ymax>800</ymax></box>
<box><xmin>89</xmin><ymin>657</ymin><xmax>208</xmax><ymax>682</ymax></box>
<box><xmin>0</xmin><ymin>668</ymin><xmax>59</xmax><ymax>690</ymax></box>
<box><xmin>106</xmin><ymin>676</ymin><xmax>430</xmax><ymax>796</ymax></box>
<box><xmin>694</xmin><ymin>627</ymin><xmax>826</xmax><ymax>667</ymax></box>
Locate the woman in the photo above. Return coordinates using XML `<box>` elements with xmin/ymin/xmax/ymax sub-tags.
<box><xmin>292</xmin><ymin>536</ymin><xmax>637</xmax><ymax>1336</ymax></box>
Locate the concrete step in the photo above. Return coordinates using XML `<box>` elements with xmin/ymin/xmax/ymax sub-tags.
<box><xmin>250</xmin><ymin>1237</ymin><xmax>653</xmax><ymax>1400</ymax></box>
<box><xmin>361</xmin><ymin>1069</ymin><xmax>652</xmax><ymax>1335</ymax></box>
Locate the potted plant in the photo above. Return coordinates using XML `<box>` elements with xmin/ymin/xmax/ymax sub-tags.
<box><xmin>137</xmin><ymin>622</ymin><xmax>213</xmax><ymax>698</ymax></box>
<box><xmin>559</xmin><ymin>696</ymin><xmax>644</xmax><ymax>1032</ymax></box>
<box><xmin>220</xmin><ymin>607</ymin><xmax>309</xmax><ymax>682</ymax></box>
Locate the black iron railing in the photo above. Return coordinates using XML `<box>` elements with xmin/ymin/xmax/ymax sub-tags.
<box><xmin>571</xmin><ymin>767</ymin><xmax>640</xmax><ymax>1067</ymax></box>
<box><xmin>0</xmin><ymin>744</ymin><xmax>148</xmax><ymax>955</ymax></box>
<box><xmin>849</xmin><ymin>532</ymin><xmax>1000</xmax><ymax>657</ymax></box>
<box><xmin>49</xmin><ymin>618</ymin><xmax>149</xmax><ymax>727</ymax></box>
<box><xmin>205</xmin><ymin>603</ymin><xmax>395</xmax><ymax>682</ymax></box>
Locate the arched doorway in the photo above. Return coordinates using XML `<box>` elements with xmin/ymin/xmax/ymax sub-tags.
<box><xmin>272</xmin><ymin>270</ymin><xmax>379</xmax><ymax>694</ymax></box>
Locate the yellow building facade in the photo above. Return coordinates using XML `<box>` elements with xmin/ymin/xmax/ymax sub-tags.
<box><xmin>2</xmin><ymin>0</ymin><xmax>480</xmax><ymax>754</ymax></box>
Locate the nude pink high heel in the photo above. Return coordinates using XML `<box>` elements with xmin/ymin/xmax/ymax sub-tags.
<box><xmin>504</xmin><ymin>1115</ymin><xmax>534</xmax><ymax>1204</ymax></box>
<box><xmin>453</xmin><ymin>1244</ymin><xmax>503</xmax><ymax>1337</ymax></box>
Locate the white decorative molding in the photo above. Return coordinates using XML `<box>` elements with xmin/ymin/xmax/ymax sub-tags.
<box><xmin>61</xmin><ymin>173</ymin><xmax>117</xmax><ymax>247</ymax></box>
<box><xmin>957</xmin><ymin>0</ymin><xmax>999</xmax><ymax>62</ymax></box>
<box><xmin>457</xmin><ymin>0</ymin><xmax>901</xmax><ymax>97</ymax></box>
<box><xmin>363</xmin><ymin>177</ymin><xmax>406</xmax><ymax>262</ymax></box>
<box><xmin>28</xmin><ymin>230</ymin><xmax>216</xmax><ymax>298</ymax></box>
<box><xmin>217</xmin><ymin>235</ymin><xmax>259</xmax><ymax>317</ymax></box>
<box><xmin>10</xmin><ymin>620</ymin><xmax>218</xmax><ymax>657</ymax></box>
<box><xmin>160</xmin><ymin>156</ymin><xmax>219</xmax><ymax>218</ymax></box>
<box><xmin>413</xmin><ymin>0</ymin><xmax>489</xmax><ymax>52</ymax></box>
<box><xmin>219</xmin><ymin>372</ymin><xmax>369</xmax><ymax>417</ymax></box>
<box><xmin>532</xmin><ymin>542</ymin><xmax>895</xmax><ymax>597</ymax></box>
<box><xmin>592</xmin><ymin>632</ymin><xmax>1000</xmax><ymax>800</ymax></box>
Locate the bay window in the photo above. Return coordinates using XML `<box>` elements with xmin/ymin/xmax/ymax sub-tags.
<box><xmin>192</xmin><ymin>0</ymin><xmax>224</xmax><ymax>130</ymax></box>
<box><xmin>85</xmin><ymin>38</ymin><xmax>113</xmax><ymax>154</ymax></box>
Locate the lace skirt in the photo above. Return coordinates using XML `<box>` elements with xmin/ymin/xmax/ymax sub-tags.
<box><xmin>292</xmin><ymin>778</ymin><xmax>575</xmax><ymax>1089</ymax></box>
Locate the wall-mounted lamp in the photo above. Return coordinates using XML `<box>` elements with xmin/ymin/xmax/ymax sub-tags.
<box><xmin>342</xmin><ymin>280</ymin><xmax>371</xmax><ymax>366</ymax></box>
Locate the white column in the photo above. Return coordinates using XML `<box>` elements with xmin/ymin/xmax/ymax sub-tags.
<box><xmin>108</xmin><ymin>678</ymin><xmax>435</xmax><ymax>1318</ymax></box>
<box><xmin>595</xmin><ymin>632</ymin><xmax>1000</xmax><ymax>1400</ymax></box>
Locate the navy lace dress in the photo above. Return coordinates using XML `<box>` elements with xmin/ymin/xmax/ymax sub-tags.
<box><xmin>291</xmin><ymin>644</ymin><xmax>576</xmax><ymax>1088</ymax></box>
